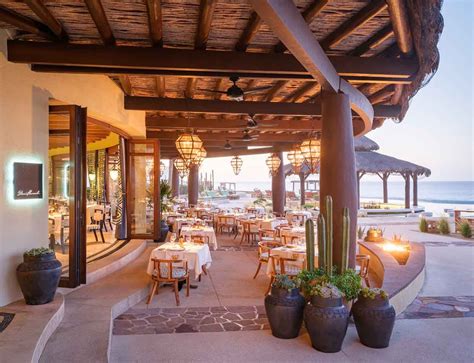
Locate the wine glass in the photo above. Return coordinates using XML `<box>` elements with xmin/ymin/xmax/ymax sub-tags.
<box><xmin>170</xmin><ymin>233</ymin><xmax>176</xmax><ymax>243</ymax></box>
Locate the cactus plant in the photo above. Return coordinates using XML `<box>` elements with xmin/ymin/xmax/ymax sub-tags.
<box><xmin>317</xmin><ymin>213</ymin><xmax>326</xmax><ymax>272</ymax></box>
<box><xmin>305</xmin><ymin>219</ymin><xmax>315</xmax><ymax>272</ymax></box>
<box><xmin>340</xmin><ymin>208</ymin><xmax>350</xmax><ymax>274</ymax></box>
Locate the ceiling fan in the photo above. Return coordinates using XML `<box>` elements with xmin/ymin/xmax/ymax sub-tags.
<box><xmin>224</xmin><ymin>140</ymin><xmax>232</xmax><ymax>150</ymax></box>
<box><xmin>198</xmin><ymin>77</ymin><xmax>273</xmax><ymax>101</ymax></box>
<box><xmin>228</xmin><ymin>129</ymin><xmax>259</xmax><ymax>142</ymax></box>
<box><xmin>245</xmin><ymin>114</ymin><xmax>278</xmax><ymax>129</ymax></box>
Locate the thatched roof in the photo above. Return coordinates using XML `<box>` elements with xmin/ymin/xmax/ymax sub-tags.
<box><xmin>285</xmin><ymin>148</ymin><xmax>431</xmax><ymax>177</ymax></box>
<box><xmin>354</xmin><ymin>136</ymin><xmax>379</xmax><ymax>152</ymax></box>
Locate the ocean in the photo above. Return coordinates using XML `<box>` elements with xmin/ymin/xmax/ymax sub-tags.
<box><xmin>231</xmin><ymin>180</ymin><xmax>474</xmax><ymax>215</ymax></box>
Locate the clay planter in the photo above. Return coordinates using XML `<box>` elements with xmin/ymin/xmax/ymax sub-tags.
<box><xmin>304</xmin><ymin>295</ymin><xmax>349</xmax><ymax>353</ymax></box>
<box><xmin>16</xmin><ymin>252</ymin><xmax>62</xmax><ymax>305</ymax></box>
<box><xmin>352</xmin><ymin>294</ymin><xmax>396</xmax><ymax>348</ymax></box>
<box><xmin>159</xmin><ymin>220</ymin><xmax>170</xmax><ymax>242</ymax></box>
<box><xmin>264</xmin><ymin>286</ymin><xmax>305</xmax><ymax>339</ymax></box>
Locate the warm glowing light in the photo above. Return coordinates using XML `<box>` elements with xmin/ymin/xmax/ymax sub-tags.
<box><xmin>300</xmin><ymin>137</ymin><xmax>320</xmax><ymax>174</ymax></box>
<box><xmin>266</xmin><ymin>153</ymin><xmax>281</xmax><ymax>177</ymax></box>
<box><xmin>191</xmin><ymin>147</ymin><xmax>207</xmax><ymax>167</ymax></box>
<box><xmin>175</xmin><ymin>133</ymin><xmax>203</xmax><ymax>166</ymax></box>
<box><xmin>381</xmin><ymin>242</ymin><xmax>409</xmax><ymax>252</ymax></box>
<box><xmin>109</xmin><ymin>169</ymin><xmax>119</xmax><ymax>181</ymax></box>
<box><xmin>173</xmin><ymin>158</ymin><xmax>189</xmax><ymax>178</ymax></box>
<box><xmin>230</xmin><ymin>156</ymin><xmax>243</xmax><ymax>175</ymax></box>
<box><xmin>287</xmin><ymin>146</ymin><xmax>305</xmax><ymax>172</ymax></box>
<box><xmin>88</xmin><ymin>173</ymin><xmax>96</xmax><ymax>181</ymax></box>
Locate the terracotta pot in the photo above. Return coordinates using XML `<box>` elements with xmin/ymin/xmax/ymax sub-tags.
<box><xmin>264</xmin><ymin>287</ymin><xmax>305</xmax><ymax>339</ymax></box>
<box><xmin>16</xmin><ymin>252</ymin><xmax>62</xmax><ymax>305</ymax></box>
<box><xmin>304</xmin><ymin>295</ymin><xmax>349</xmax><ymax>353</ymax></box>
<box><xmin>352</xmin><ymin>294</ymin><xmax>396</xmax><ymax>348</ymax></box>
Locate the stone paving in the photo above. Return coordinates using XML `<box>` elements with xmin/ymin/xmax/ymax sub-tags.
<box><xmin>215</xmin><ymin>245</ymin><xmax>258</xmax><ymax>252</ymax></box>
<box><xmin>398</xmin><ymin>296</ymin><xmax>474</xmax><ymax>319</ymax></box>
<box><xmin>113</xmin><ymin>305</ymin><xmax>269</xmax><ymax>335</ymax></box>
<box><xmin>0</xmin><ymin>313</ymin><xmax>15</xmax><ymax>332</ymax></box>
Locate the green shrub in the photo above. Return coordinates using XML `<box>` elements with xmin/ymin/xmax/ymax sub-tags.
<box><xmin>25</xmin><ymin>247</ymin><xmax>53</xmax><ymax>256</ymax></box>
<box><xmin>331</xmin><ymin>269</ymin><xmax>362</xmax><ymax>301</ymax></box>
<box><xmin>459</xmin><ymin>221</ymin><xmax>472</xmax><ymax>238</ymax></box>
<box><xmin>438</xmin><ymin>218</ymin><xmax>450</xmax><ymax>234</ymax></box>
<box><xmin>272</xmin><ymin>274</ymin><xmax>298</xmax><ymax>291</ymax></box>
<box><xmin>419</xmin><ymin>218</ymin><xmax>428</xmax><ymax>232</ymax></box>
<box><xmin>360</xmin><ymin>287</ymin><xmax>388</xmax><ymax>300</ymax></box>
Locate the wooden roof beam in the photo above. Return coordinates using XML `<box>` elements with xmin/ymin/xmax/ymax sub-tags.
<box><xmin>250</xmin><ymin>0</ymin><xmax>374</xmax><ymax>135</ymax></box>
<box><xmin>24</xmin><ymin>0</ymin><xmax>68</xmax><ymax>41</ymax></box>
<box><xmin>145</xmin><ymin>0</ymin><xmax>163</xmax><ymax>47</ymax></box>
<box><xmin>84</xmin><ymin>0</ymin><xmax>115</xmax><ymax>46</ymax></box>
<box><xmin>126</xmin><ymin>96</ymin><xmax>398</xmax><ymax>119</ymax></box>
<box><xmin>386</xmin><ymin>0</ymin><xmax>414</xmax><ymax>56</ymax></box>
<box><xmin>146</xmin><ymin>117</ymin><xmax>320</xmax><ymax>131</ymax></box>
<box><xmin>118</xmin><ymin>75</ymin><xmax>132</xmax><ymax>96</ymax></box>
<box><xmin>368</xmin><ymin>85</ymin><xmax>396</xmax><ymax>105</ymax></box>
<box><xmin>321</xmin><ymin>0</ymin><xmax>388</xmax><ymax>50</ymax></box>
<box><xmin>349</xmin><ymin>25</ymin><xmax>394</xmax><ymax>57</ymax></box>
<box><xmin>281</xmin><ymin>82</ymin><xmax>319</xmax><ymax>103</ymax></box>
<box><xmin>235</xmin><ymin>12</ymin><xmax>262</xmax><ymax>52</ymax></box>
<box><xmin>155</xmin><ymin>76</ymin><xmax>165</xmax><ymax>97</ymax></box>
<box><xmin>0</xmin><ymin>6</ymin><xmax>57</xmax><ymax>40</ymax></box>
<box><xmin>147</xmin><ymin>131</ymin><xmax>307</xmax><ymax>142</ymax></box>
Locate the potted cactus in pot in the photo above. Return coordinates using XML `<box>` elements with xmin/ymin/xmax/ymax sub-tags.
<box><xmin>352</xmin><ymin>287</ymin><xmax>396</xmax><ymax>348</ymax></box>
<box><xmin>264</xmin><ymin>274</ymin><xmax>305</xmax><ymax>339</ymax></box>
<box><xmin>304</xmin><ymin>283</ymin><xmax>349</xmax><ymax>353</ymax></box>
<box><xmin>16</xmin><ymin>247</ymin><xmax>62</xmax><ymax>305</ymax></box>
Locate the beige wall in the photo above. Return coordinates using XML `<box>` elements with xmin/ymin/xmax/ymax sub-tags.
<box><xmin>0</xmin><ymin>31</ymin><xmax>145</xmax><ymax>306</ymax></box>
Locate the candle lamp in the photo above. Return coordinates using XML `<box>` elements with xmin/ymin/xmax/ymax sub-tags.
<box><xmin>381</xmin><ymin>234</ymin><xmax>411</xmax><ymax>265</ymax></box>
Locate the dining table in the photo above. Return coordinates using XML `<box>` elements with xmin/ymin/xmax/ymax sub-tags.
<box><xmin>147</xmin><ymin>242</ymin><xmax>212</xmax><ymax>280</ymax></box>
<box><xmin>180</xmin><ymin>226</ymin><xmax>218</xmax><ymax>250</ymax></box>
<box><xmin>286</xmin><ymin>210</ymin><xmax>313</xmax><ymax>224</ymax></box>
<box><xmin>172</xmin><ymin>217</ymin><xmax>198</xmax><ymax>233</ymax></box>
<box><xmin>266</xmin><ymin>244</ymin><xmax>316</xmax><ymax>276</ymax></box>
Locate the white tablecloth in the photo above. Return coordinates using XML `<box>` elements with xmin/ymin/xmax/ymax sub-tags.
<box><xmin>258</xmin><ymin>218</ymin><xmax>287</xmax><ymax>230</ymax></box>
<box><xmin>180</xmin><ymin>226</ymin><xmax>218</xmax><ymax>250</ymax></box>
<box><xmin>286</xmin><ymin>210</ymin><xmax>312</xmax><ymax>223</ymax></box>
<box><xmin>266</xmin><ymin>245</ymin><xmax>317</xmax><ymax>276</ymax></box>
<box><xmin>172</xmin><ymin>218</ymin><xmax>197</xmax><ymax>232</ymax></box>
<box><xmin>147</xmin><ymin>242</ymin><xmax>212</xmax><ymax>280</ymax></box>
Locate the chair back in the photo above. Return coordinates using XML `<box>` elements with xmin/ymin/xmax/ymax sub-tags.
<box><xmin>152</xmin><ymin>258</ymin><xmax>186</xmax><ymax>280</ymax></box>
<box><xmin>268</xmin><ymin>255</ymin><xmax>299</xmax><ymax>275</ymax></box>
<box><xmin>93</xmin><ymin>209</ymin><xmax>104</xmax><ymax>223</ymax></box>
<box><xmin>356</xmin><ymin>254</ymin><xmax>370</xmax><ymax>279</ymax></box>
<box><xmin>257</xmin><ymin>241</ymin><xmax>281</xmax><ymax>259</ymax></box>
<box><xmin>61</xmin><ymin>214</ymin><xmax>70</xmax><ymax>228</ymax></box>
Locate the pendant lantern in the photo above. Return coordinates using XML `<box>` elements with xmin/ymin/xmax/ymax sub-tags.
<box><xmin>230</xmin><ymin>156</ymin><xmax>243</xmax><ymax>175</ymax></box>
<box><xmin>175</xmin><ymin>133</ymin><xmax>203</xmax><ymax>166</ymax></box>
<box><xmin>287</xmin><ymin>146</ymin><xmax>305</xmax><ymax>173</ymax></box>
<box><xmin>192</xmin><ymin>146</ymin><xmax>207</xmax><ymax>167</ymax></box>
<box><xmin>266</xmin><ymin>153</ymin><xmax>281</xmax><ymax>177</ymax></box>
<box><xmin>173</xmin><ymin>158</ymin><xmax>189</xmax><ymax>178</ymax></box>
<box><xmin>300</xmin><ymin>137</ymin><xmax>320</xmax><ymax>174</ymax></box>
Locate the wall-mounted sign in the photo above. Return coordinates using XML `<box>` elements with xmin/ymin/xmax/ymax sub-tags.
<box><xmin>13</xmin><ymin>162</ymin><xmax>43</xmax><ymax>200</ymax></box>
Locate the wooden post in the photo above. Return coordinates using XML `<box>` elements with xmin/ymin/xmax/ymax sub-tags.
<box><xmin>403</xmin><ymin>173</ymin><xmax>410</xmax><ymax>209</ymax></box>
<box><xmin>271</xmin><ymin>151</ymin><xmax>285</xmax><ymax>216</ymax></box>
<box><xmin>299</xmin><ymin>172</ymin><xmax>306</xmax><ymax>206</ymax></box>
<box><xmin>320</xmin><ymin>91</ymin><xmax>357</xmax><ymax>269</ymax></box>
<box><xmin>170</xmin><ymin>159</ymin><xmax>180</xmax><ymax>198</ymax></box>
<box><xmin>412</xmin><ymin>173</ymin><xmax>418</xmax><ymax>206</ymax></box>
<box><xmin>188</xmin><ymin>164</ymin><xmax>199</xmax><ymax>206</ymax></box>
<box><xmin>382</xmin><ymin>172</ymin><xmax>389</xmax><ymax>203</ymax></box>
<box><xmin>356</xmin><ymin>171</ymin><xmax>365</xmax><ymax>209</ymax></box>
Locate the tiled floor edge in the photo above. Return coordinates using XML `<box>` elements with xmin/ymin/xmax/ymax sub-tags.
<box><xmin>33</xmin><ymin>294</ymin><xmax>65</xmax><ymax>363</ymax></box>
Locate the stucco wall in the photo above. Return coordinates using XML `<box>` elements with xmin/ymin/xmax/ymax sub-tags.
<box><xmin>0</xmin><ymin>31</ymin><xmax>145</xmax><ymax>306</ymax></box>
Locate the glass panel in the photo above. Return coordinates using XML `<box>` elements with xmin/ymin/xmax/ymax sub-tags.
<box><xmin>130</xmin><ymin>154</ymin><xmax>155</xmax><ymax>235</ymax></box>
<box><xmin>131</xmin><ymin>143</ymin><xmax>155</xmax><ymax>154</ymax></box>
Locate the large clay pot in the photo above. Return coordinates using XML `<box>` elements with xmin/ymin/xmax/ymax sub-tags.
<box><xmin>304</xmin><ymin>295</ymin><xmax>349</xmax><ymax>353</ymax></box>
<box><xmin>264</xmin><ymin>286</ymin><xmax>305</xmax><ymax>339</ymax></box>
<box><xmin>352</xmin><ymin>294</ymin><xmax>396</xmax><ymax>348</ymax></box>
<box><xmin>16</xmin><ymin>252</ymin><xmax>62</xmax><ymax>305</ymax></box>
<box><xmin>159</xmin><ymin>219</ymin><xmax>170</xmax><ymax>242</ymax></box>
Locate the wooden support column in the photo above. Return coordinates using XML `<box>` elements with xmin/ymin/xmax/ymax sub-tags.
<box><xmin>188</xmin><ymin>164</ymin><xmax>199</xmax><ymax>206</ymax></box>
<box><xmin>170</xmin><ymin>159</ymin><xmax>180</xmax><ymax>198</ymax></box>
<box><xmin>403</xmin><ymin>173</ymin><xmax>410</xmax><ymax>209</ymax></box>
<box><xmin>382</xmin><ymin>172</ymin><xmax>389</xmax><ymax>203</ymax></box>
<box><xmin>412</xmin><ymin>173</ymin><xmax>418</xmax><ymax>206</ymax></box>
<box><xmin>299</xmin><ymin>172</ymin><xmax>306</xmax><ymax>206</ymax></box>
<box><xmin>272</xmin><ymin>151</ymin><xmax>286</xmax><ymax>216</ymax></box>
<box><xmin>320</xmin><ymin>91</ymin><xmax>357</xmax><ymax>269</ymax></box>
<box><xmin>356</xmin><ymin>171</ymin><xmax>365</xmax><ymax>209</ymax></box>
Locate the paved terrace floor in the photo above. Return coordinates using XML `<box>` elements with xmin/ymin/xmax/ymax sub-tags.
<box><xmin>109</xmin><ymin>216</ymin><xmax>474</xmax><ymax>363</ymax></box>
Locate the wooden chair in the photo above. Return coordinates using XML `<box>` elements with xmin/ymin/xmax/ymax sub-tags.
<box><xmin>217</xmin><ymin>216</ymin><xmax>236</xmax><ymax>235</ymax></box>
<box><xmin>191</xmin><ymin>235</ymin><xmax>210</xmax><ymax>245</ymax></box>
<box><xmin>200</xmin><ymin>213</ymin><xmax>213</xmax><ymax>227</ymax></box>
<box><xmin>253</xmin><ymin>241</ymin><xmax>281</xmax><ymax>279</ymax></box>
<box><xmin>266</xmin><ymin>255</ymin><xmax>304</xmax><ymax>295</ymax></box>
<box><xmin>289</xmin><ymin>214</ymin><xmax>306</xmax><ymax>226</ymax></box>
<box><xmin>241</xmin><ymin>220</ymin><xmax>259</xmax><ymax>245</ymax></box>
<box><xmin>93</xmin><ymin>209</ymin><xmax>106</xmax><ymax>242</ymax></box>
<box><xmin>356</xmin><ymin>254</ymin><xmax>370</xmax><ymax>287</ymax></box>
<box><xmin>259</xmin><ymin>228</ymin><xmax>278</xmax><ymax>243</ymax></box>
<box><xmin>147</xmin><ymin>258</ymin><xmax>190</xmax><ymax>306</ymax></box>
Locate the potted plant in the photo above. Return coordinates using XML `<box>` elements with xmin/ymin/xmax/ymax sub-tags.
<box><xmin>264</xmin><ymin>274</ymin><xmax>305</xmax><ymax>339</ymax></box>
<box><xmin>16</xmin><ymin>247</ymin><xmax>62</xmax><ymax>305</ymax></box>
<box><xmin>159</xmin><ymin>180</ymin><xmax>175</xmax><ymax>242</ymax></box>
<box><xmin>352</xmin><ymin>287</ymin><xmax>396</xmax><ymax>348</ymax></box>
<box><xmin>304</xmin><ymin>283</ymin><xmax>349</xmax><ymax>353</ymax></box>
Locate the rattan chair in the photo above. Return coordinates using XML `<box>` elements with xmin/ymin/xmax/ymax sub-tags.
<box><xmin>253</xmin><ymin>241</ymin><xmax>281</xmax><ymax>279</ymax></box>
<box><xmin>356</xmin><ymin>254</ymin><xmax>370</xmax><ymax>287</ymax></box>
<box><xmin>147</xmin><ymin>258</ymin><xmax>190</xmax><ymax>306</ymax></box>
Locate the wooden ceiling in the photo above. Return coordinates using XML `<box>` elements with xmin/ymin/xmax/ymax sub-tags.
<box><xmin>49</xmin><ymin>111</ymin><xmax>112</xmax><ymax>150</ymax></box>
<box><xmin>0</xmin><ymin>0</ymin><xmax>441</xmax><ymax>158</ymax></box>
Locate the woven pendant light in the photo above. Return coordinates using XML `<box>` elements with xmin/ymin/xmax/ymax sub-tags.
<box><xmin>266</xmin><ymin>153</ymin><xmax>281</xmax><ymax>177</ymax></box>
<box><xmin>175</xmin><ymin>133</ymin><xmax>203</xmax><ymax>166</ymax></box>
<box><xmin>287</xmin><ymin>146</ymin><xmax>305</xmax><ymax>173</ymax></box>
<box><xmin>192</xmin><ymin>146</ymin><xmax>207</xmax><ymax>167</ymax></box>
<box><xmin>300</xmin><ymin>138</ymin><xmax>320</xmax><ymax>174</ymax></box>
<box><xmin>230</xmin><ymin>156</ymin><xmax>243</xmax><ymax>175</ymax></box>
<box><xmin>173</xmin><ymin>158</ymin><xmax>189</xmax><ymax>178</ymax></box>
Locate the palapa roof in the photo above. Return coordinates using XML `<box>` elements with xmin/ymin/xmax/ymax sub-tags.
<box><xmin>0</xmin><ymin>0</ymin><xmax>443</xmax><ymax>158</ymax></box>
<box><xmin>285</xmin><ymin>136</ymin><xmax>430</xmax><ymax>177</ymax></box>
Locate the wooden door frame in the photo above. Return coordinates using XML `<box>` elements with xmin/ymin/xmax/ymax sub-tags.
<box><xmin>126</xmin><ymin>139</ymin><xmax>161</xmax><ymax>241</ymax></box>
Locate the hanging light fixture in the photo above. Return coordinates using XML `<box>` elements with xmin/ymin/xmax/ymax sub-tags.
<box><xmin>287</xmin><ymin>146</ymin><xmax>305</xmax><ymax>173</ymax></box>
<box><xmin>109</xmin><ymin>162</ymin><xmax>119</xmax><ymax>181</ymax></box>
<box><xmin>266</xmin><ymin>153</ymin><xmax>281</xmax><ymax>177</ymax></box>
<box><xmin>192</xmin><ymin>146</ymin><xmax>207</xmax><ymax>167</ymax></box>
<box><xmin>173</xmin><ymin>158</ymin><xmax>189</xmax><ymax>178</ymax></box>
<box><xmin>230</xmin><ymin>156</ymin><xmax>243</xmax><ymax>175</ymax></box>
<box><xmin>175</xmin><ymin>132</ymin><xmax>203</xmax><ymax>166</ymax></box>
<box><xmin>300</xmin><ymin>136</ymin><xmax>321</xmax><ymax>174</ymax></box>
<box><xmin>160</xmin><ymin>161</ymin><xmax>166</xmax><ymax>176</ymax></box>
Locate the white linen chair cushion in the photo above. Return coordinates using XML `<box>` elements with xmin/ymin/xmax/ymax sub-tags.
<box><xmin>156</xmin><ymin>266</ymin><xmax>187</xmax><ymax>279</ymax></box>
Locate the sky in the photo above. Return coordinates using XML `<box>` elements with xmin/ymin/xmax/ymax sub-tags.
<box><xmin>196</xmin><ymin>1</ymin><xmax>473</xmax><ymax>184</ymax></box>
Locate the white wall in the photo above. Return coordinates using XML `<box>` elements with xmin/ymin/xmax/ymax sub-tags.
<box><xmin>0</xmin><ymin>31</ymin><xmax>146</xmax><ymax>306</ymax></box>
